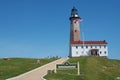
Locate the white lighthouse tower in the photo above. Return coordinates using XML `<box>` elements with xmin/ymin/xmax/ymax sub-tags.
<box><xmin>69</xmin><ymin>7</ymin><xmax>108</xmax><ymax>57</ymax></box>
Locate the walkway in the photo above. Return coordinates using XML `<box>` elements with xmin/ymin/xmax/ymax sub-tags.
<box><xmin>6</xmin><ymin>58</ymin><xmax>69</xmax><ymax>80</ymax></box>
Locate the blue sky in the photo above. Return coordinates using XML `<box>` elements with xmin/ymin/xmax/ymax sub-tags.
<box><xmin>0</xmin><ymin>0</ymin><xmax>120</xmax><ymax>59</ymax></box>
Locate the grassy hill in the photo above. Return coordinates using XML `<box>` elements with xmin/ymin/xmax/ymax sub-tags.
<box><xmin>0</xmin><ymin>58</ymin><xmax>57</xmax><ymax>80</ymax></box>
<box><xmin>44</xmin><ymin>57</ymin><xmax>120</xmax><ymax>80</ymax></box>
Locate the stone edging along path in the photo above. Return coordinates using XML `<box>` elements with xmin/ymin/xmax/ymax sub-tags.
<box><xmin>6</xmin><ymin>58</ymin><xmax>69</xmax><ymax>80</ymax></box>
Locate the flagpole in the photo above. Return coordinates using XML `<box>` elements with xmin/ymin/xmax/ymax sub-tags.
<box><xmin>81</xmin><ymin>19</ymin><xmax>85</xmax><ymax>56</ymax></box>
<box><xmin>82</xmin><ymin>31</ymin><xmax>85</xmax><ymax>56</ymax></box>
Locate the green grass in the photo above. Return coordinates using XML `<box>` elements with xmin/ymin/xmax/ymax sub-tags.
<box><xmin>0</xmin><ymin>58</ymin><xmax>57</xmax><ymax>80</ymax></box>
<box><xmin>44</xmin><ymin>57</ymin><xmax>120</xmax><ymax>80</ymax></box>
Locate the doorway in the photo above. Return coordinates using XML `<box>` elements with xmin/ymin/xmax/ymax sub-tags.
<box><xmin>90</xmin><ymin>49</ymin><xmax>99</xmax><ymax>56</ymax></box>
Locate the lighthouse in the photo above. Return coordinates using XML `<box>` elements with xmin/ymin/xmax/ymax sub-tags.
<box><xmin>69</xmin><ymin>7</ymin><xmax>108</xmax><ymax>57</ymax></box>
<box><xmin>69</xmin><ymin>7</ymin><xmax>82</xmax><ymax>42</ymax></box>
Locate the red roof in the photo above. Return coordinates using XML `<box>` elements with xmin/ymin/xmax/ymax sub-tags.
<box><xmin>70</xmin><ymin>40</ymin><xmax>107</xmax><ymax>45</ymax></box>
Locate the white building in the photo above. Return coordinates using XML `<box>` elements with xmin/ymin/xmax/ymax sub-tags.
<box><xmin>69</xmin><ymin>7</ymin><xmax>108</xmax><ymax>57</ymax></box>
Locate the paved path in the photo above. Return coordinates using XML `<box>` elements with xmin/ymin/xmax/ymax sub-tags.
<box><xmin>6</xmin><ymin>58</ymin><xmax>69</xmax><ymax>80</ymax></box>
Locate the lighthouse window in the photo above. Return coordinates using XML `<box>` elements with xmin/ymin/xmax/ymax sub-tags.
<box><xmin>75</xmin><ymin>30</ymin><xmax>77</xmax><ymax>32</ymax></box>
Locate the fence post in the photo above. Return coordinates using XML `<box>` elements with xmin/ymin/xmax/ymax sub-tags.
<box><xmin>54</xmin><ymin>65</ymin><xmax>57</xmax><ymax>73</ymax></box>
<box><xmin>77</xmin><ymin>61</ymin><xmax>80</xmax><ymax>75</ymax></box>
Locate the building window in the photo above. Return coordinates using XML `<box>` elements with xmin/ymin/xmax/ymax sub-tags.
<box><xmin>104</xmin><ymin>45</ymin><xmax>106</xmax><ymax>48</ymax></box>
<box><xmin>100</xmin><ymin>51</ymin><xmax>102</xmax><ymax>54</ymax></box>
<box><xmin>86</xmin><ymin>46</ymin><xmax>88</xmax><ymax>48</ymax></box>
<box><xmin>104</xmin><ymin>51</ymin><xmax>106</xmax><ymax>54</ymax></box>
<box><xmin>99</xmin><ymin>45</ymin><xmax>101</xmax><ymax>48</ymax></box>
<box><xmin>76</xmin><ymin>51</ymin><xmax>78</xmax><ymax>54</ymax></box>
<box><xmin>81</xmin><ymin>46</ymin><xmax>83</xmax><ymax>48</ymax></box>
<box><xmin>91</xmin><ymin>46</ymin><xmax>92</xmax><ymax>48</ymax></box>
<box><xmin>95</xmin><ymin>46</ymin><xmax>97</xmax><ymax>48</ymax></box>
<box><xmin>76</xmin><ymin>46</ymin><xmax>78</xmax><ymax>49</ymax></box>
<box><xmin>82</xmin><ymin>51</ymin><xmax>84</xmax><ymax>54</ymax></box>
